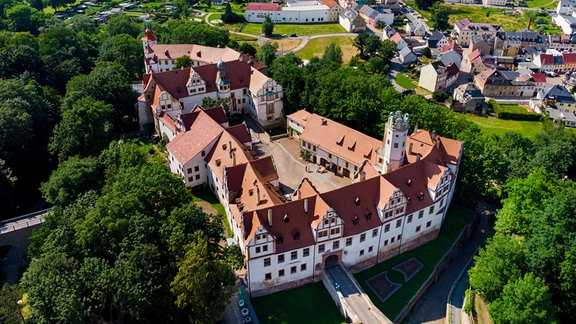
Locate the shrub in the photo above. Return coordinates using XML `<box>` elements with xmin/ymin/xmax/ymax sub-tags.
<box><xmin>490</xmin><ymin>99</ymin><xmax>541</xmax><ymax>121</ymax></box>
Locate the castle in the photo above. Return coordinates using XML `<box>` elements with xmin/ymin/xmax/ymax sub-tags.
<box><xmin>157</xmin><ymin>105</ymin><xmax>463</xmax><ymax>296</ymax></box>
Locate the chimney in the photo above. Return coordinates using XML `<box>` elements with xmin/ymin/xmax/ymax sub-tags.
<box><xmin>416</xmin><ymin>153</ymin><xmax>422</xmax><ymax>161</ymax></box>
<box><xmin>359</xmin><ymin>171</ymin><xmax>366</xmax><ymax>182</ymax></box>
<box><xmin>256</xmin><ymin>186</ymin><xmax>261</xmax><ymax>205</ymax></box>
<box><xmin>436</xmin><ymin>138</ymin><xmax>440</xmax><ymax>149</ymax></box>
<box><xmin>409</xmin><ymin>142</ymin><xmax>413</xmax><ymax>155</ymax></box>
<box><xmin>296</xmin><ymin>190</ymin><xmax>301</xmax><ymax>200</ymax></box>
<box><xmin>267</xmin><ymin>209</ymin><xmax>273</xmax><ymax>227</ymax></box>
<box><xmin>304</xmin><ymin>199</ymin><xmax>309</xmax><ymax>213</ymax></box>
<box><xmin>431</xmin><ymin>130</ymin><xmax>436</xmax><ymax>141</ymax></box>
<box><xmin>232</xmin><ymin>151</ymin><xmax>236</xmax><ymax>166</ymax></box>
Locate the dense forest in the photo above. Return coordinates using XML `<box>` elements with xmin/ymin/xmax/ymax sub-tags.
<box><xmin>0</xmin><ymin>0</ymin><xmax>575</xmax><ymax>322</ymax></box>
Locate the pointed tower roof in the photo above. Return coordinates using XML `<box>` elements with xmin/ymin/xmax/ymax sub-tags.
<box><xmin>142</xmin><ymin>28</ymin><xmax>157</xmax><ymax>42</ymax></box>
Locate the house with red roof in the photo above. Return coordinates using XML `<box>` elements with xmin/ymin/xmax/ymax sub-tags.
<box><xmin>418</xmin><ymin>61</ymin><xmax>460</xmax><ymax>93</ymax></box>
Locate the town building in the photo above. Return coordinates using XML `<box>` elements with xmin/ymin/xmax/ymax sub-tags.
<box><xmin>474</xmin><ymin>68</ymin><xmax>544</xmax><ymax>97</ymax></box>
<box><xmin>339</xmin><ymin>7</ymin><xmax>366</xmax><ymax>32</ymax></box>
<box><xmin>406</xmin><ymin>19</ymin><xmax>426</xmax><ymax>36</ymax></box>
<box><xmin>427</xmin><ymin>31</ymin><xmax>449</xmax><ymax>56</ymax></box>
<box><xmin>418</xmin><ymin>61</ymin><xmax>460</xmax><ymax>93</ymax></box>
<box><xmin>319</xmin><ymin>0</ymin><xmax>344</xmax><ymax>21</ymax></box>
<box><xmin>452</xmin><ymin>83</ymin><xmax>485</xmax><ymax>113</ymax></box>
<box><xmin>245</xmin><ymin>1</ymin><xmax>333</xmax><ymax>23</ymax></box>
<box><xmin>534</xmin><ymin>51</ymin><xmax>576</xmax><ymax>72</ymax></box>
<box><xmin>357</xmin><ymin>5</ymin><xmax>393</xmax><ymax>27</ymax></box>
<box><xmin>399</xmin><ymin>47</ymin><xmax>418</xmax><ymax>65</ymax></box>
<box><xmin>137</xmin><ymin>58</ymin><xmax>284</xmax><ymax>132</ymax></box>
<box><xmin>452</xmin><ymin>19</ymin><xmax>501</xmax><ymax>47</ymax></box>
<box><xmin>557</xmin><ymin>0</ymin><xmax>576</xmax><ymax>15</ymax></box>
<box><xmin>438</xmin><ymin>43</ymin><xmax>463</xmax><ymax>69</ymax></box>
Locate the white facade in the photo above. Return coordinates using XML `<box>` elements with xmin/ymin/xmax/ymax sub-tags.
<box><xmin>245</xmin><ymin>2</ymin><xmax>331</xmax><ymax>23</ymax></box>
<box><xmin>557</xmin><ymin>0</ymin><xmax>576</xmax><ymax>15</ymax></box>
<box><xmin>382</xmin><ymin>113</ymin><xmax>409</xmax><ymax>173</ymax></box>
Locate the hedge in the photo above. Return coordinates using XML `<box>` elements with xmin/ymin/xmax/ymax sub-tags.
<box><xmin>490</xmin><ymin>99</ymin><xmax>542</xmax><ymax>121</ymax></box>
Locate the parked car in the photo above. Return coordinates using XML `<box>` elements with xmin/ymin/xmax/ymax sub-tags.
<box><xmin>290</xmin><ymin>33</ymin><xmax>297</xmax><ymax>37</ymax></box>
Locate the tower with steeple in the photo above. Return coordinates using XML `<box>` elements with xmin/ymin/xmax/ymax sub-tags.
<box><xmin>380</xmin><ymin>111</ymin><xmax>410</xmax><ymax>174</ymax></box>
<box><xmin>216</xmin><ymin>59</ymin><xmax>231</xmax><ymax>100</ymax></box>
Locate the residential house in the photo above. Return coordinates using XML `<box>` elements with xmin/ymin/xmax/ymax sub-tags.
<box><xmin>530</xmin><ymin>84</ymin><xmax>576</xmax><ymax>114</ymax></box>
<box><xmin>406</xmin><ymin>19</ymin><xmax>426</xmax><ymax>36</ymax></box>
<box><xmin>452</xmin><ymin>83</ymin><xmax>485</xmax><ymax>113</ymax></box>
<box><xmin>245</xmin><ymin>1</ymin><xmax>332</xmax><ymax>23</ymax></box>
<box><xmin>358</xmin><ymin>5</ymin><xmax>393</xmax><ymax>26</ymax></box>
<box><xmin>339</xmin><ymin>7</ymin><xmax>366</xmax><ymax>32</ymax></box>
<box><xmin>534</xmin><ymin>51</ymin><xmax>576</xmax><ymax>72</ymax></box>
<box><xmin>390</xmin><ymin>32</ymin><xmax>408</xmax><ymax>50</ymax></box>
<box><xmin>399</xmin><ymin>47</ymin><xmax>418</xmax><ymax>65</ymax></box>
<box><xmin>138</xmin><ymin>59</ymin><xmax>284</xmax><ymax>131</ymax></box>
<box><xmin>552</xmin><ymin>15</ymin><xmax>576</xmax><ymax>35</ymax></box>
<box><xmin>427</xmin><ymin>31</ymin><xmax>449</xmax><ymax>56</ymax></box>
<box><xmin>545</xmin><ymin>107</ymin><xmax>576</xmax><ymax>127</ymax></box>
<box><xmin>438</xmin><ymin>43</ymin><xmax>463</xmax><ymax>69</ymax></box>
<box><xmin>557</xmin><ymin>0</ymin><xmax>576</xmax><ymax>15</ymax></box>
<box><xmin>469</xmin><ymin>34</ymin><xmax>493</xmax><ymax>55</ymax></box>
<box><xmin>482</xmin><ymin>0</ymin><xmax>508</xmax><ymax>5</ymax></box>
<box><xmin>419</xmin><ymin>61</ymin><xmax>460</xmax><ymax>93</ymax></box>
<box><xmin>319</xmin><ymin>0</ymin><xmax>344</xmax><ymax>21</ymax></box>
<box><xmin>382</xmin><ymin>25</ymin><xmax>397</xmax><ymax>40</ymax></box>
<box><xmin>452</xmin><ymin>19</ymin><xmax>501</xmax><ymax>47</ymax></box>
<box><xmin>474</xmin><ymin>68</ymin><xmax>544</xmax><ymax>97</ymax></box>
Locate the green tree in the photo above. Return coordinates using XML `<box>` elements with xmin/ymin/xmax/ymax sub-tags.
<box><xmin>46</xmin><ymin>0</ymin><xmax>75</xmax><ymax>9</ymax></box>
<box><xmin>222</xmin><ymin>3</ymin><xmax>244</xmax><ymax>23</ymax></box>
<box><xmin>173</xmin><ymin>55</ymin><xmax>193</xmax><ymax>69</ymax></box>
<box><xmin>469</xmin><ymin>233</ymin><xmax>526</xmax><ymax>303</ymax></box>
<box><xmin>171</xmin><ymin>238</ymin><xmax>235</xmax><ymax>323</ymax></box>
<box><xmin>367</xmin><ymin>56</ymin><xmax>388</xmax><ymax>74</ymax></box>
<box><xmin>421</xmin><ymin>47</ymin><xmax>432</xmax><ymax>58</ymax></box>
<box><xmin>262</xmin><ymin>15</ymin><xmax>274</xmax><ymax>36</ymax></box>
<box><xmin>224</xmin><ymin>244</ymin><xmax>245</xmax><ymax>270</ymax></box>
<box><xmin>415</xmin><ymin>0</ymin><xmax>438</xmax><ymax>10</ymax></box>
<box><xmin>0</xmin><ymin>284</ymin><xmax>22</xmax><ymax>324</ymax></box>
<box><xmin>40</xmin><ymin>156</ymin><xmax>103</xmax><ymax>206</ymax></box>
<box><xmin>5</xmin><ymin>4</ymin><xmax>43</xmax><ymax>34</ymax></box>
<box><xmin>489</xmin><ymin>273</ymin><xmax>557</xmax><ymax>324</ymax></box>
<box><xmin>0</xmin><ymin>45</ymin><xmax>41</xmax><ymax>79</ymax></box>
<box><xmin>98</xmin><ymin>34</ymin><xmax>143</xmax><ymax>79</ymax></box>
<box><xmin>257</xmin><ymin>42</ymin><xmax>278</xmax><ymax>66</ymax></box>
<box><xmin>269</xmin><ymin>54</ymin><xmax>304</xmax><ymax>114</ymax></box>
<box><xmin>238</xmin><ymin>42</ymin><xmax>257</xmax><ymax>56</ymax></box>
<box><xmin>49</xmin><ymin>97</ymin><xmax>114</xmax><ymax>162</ymax></box>
<box><xmin>353</xmin><ymin>32</ymin><xmax>381</xmax><ymax>57</ymax></box>
<box><xmin>379</xmin><ymin>39</ymin><xmax>397</xmax><ymax>61</ymax></box>
<box><xmin>106</xmin><ymin>14</ymin><xmax>141</xmax><ymax>38</ymax></box>
<box><xmin>158</xmin><ymin>20</ymin><xmax>230</xmax><ymax>47</ymax></box>
<box><xmin>322</xmin><ymin>43</ymin><xmax>343</xmax><ymax>65</ymax></box>
<box><xmin>431</xmin><ymin>3</ymin><xmax>450</xmax><ymax>31</ymax></box>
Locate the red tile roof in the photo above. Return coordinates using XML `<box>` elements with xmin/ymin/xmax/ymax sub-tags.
<box><xmin>563</xmin><ymin>52</ymin><xmax>576</xmax><ymax>64</ymax></box>
<box><xmin>246</xmin><ymin>2</ymin><xmax>280</xmax><ymax>10</ymax></box>
<box><xmin>531</xmin><ymin>73</ymin><xmax>547</xmax><ymax>83</ymax></box>
<box><xmin>539</xmin><ymin>54</ymin><xmax>554</xmax><ymax>65</ymax></box>
<box><xmin>226</xmin><ymin>124</ymin><xmax>252</xmax><ymax>145</ymax></box>
<box><xmin>166</xmin><ymin>112</ymin><xmax>224</xmax><ymax>164</ymax></box>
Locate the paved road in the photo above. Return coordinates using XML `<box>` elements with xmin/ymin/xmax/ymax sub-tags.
<box><xmin>448</xmin><ymin>262</ymin><xmax>472</xmax><ymax>324</ymax></box>
<box><xmin>403</xmin><ymin>203</ymin><xmax>493</xmax><ymax>324</ymax></box>
<box><xmin>326</xmin><ymin>265</ymin><xmax>388</xmax><ymax>324</ymax></box>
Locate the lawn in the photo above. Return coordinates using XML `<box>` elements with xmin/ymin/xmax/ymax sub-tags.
<box><xmin>405</xmin><ymin>2</ymin><xmax>530</xmax><ymax>31</ymax></box>
<box><xmin>252</xmin><ymin>282</ymin><xmax>347</xmax><ymax>324</ymax></box>
<box><xmin>240</xmin><ymin>22</ymin><xmax>346</xmax><ymax>36</ymax></box>
<box><xmin>499</xmin><ymin>104</ymin><xmax>530</xmax><ymax>114</ymax></box>
<box><xmin>524</xmin><ymin>0</ymin><xmax>558</xmax><ymax>8</ymax></box>
<box><xmin>461</xmin><ymin>114</ymin><xmax>544</xmax><ymax>138</ymax></box>
<box><xmin>395</xmin><ymin>73</ymin><xmax>418</xmax><ymax>89</ymax></box>
<box><xmin>295</xmin><ymin>36</ymin><xmax>357</xmax><ymax>63</ymax></box>
<box><xmin>192</xmin><ymin>189</ymin><xmax>233</xmax><ymax>237</ymax></box>
<box><xmin>354</xmin><ymin>205</ymin><xmax>475</xmax><ymax>320</ymax></box>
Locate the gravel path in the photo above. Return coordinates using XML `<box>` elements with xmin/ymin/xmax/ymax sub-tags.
<box><xmin>403</xmin><ymin>202</ymin><xmax>493</xmax><ymax>324</ymax></box>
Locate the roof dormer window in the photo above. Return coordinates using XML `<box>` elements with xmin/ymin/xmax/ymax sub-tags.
<box><xmin>355</xmin><ymin>197</ymin><xmax>361</xmax><ymax>206</ymax></box>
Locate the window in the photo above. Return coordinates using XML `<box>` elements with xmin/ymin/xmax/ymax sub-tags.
<box><xmin>333</xmin><ymin>241</ymin><xmax>339</xmax><ymax>250</ymax></box>
<box><xmin>303</xmin><ymin>248</ymin><xmax>310</xmax><ymax>257</ymax></box>
<box><xmin>418</xmin><ymin>210</ymin><xmax>424</xmax><ymax>219</ymax></box>
<box><xmin>201</xmin><ymin>151</ymin><xmax>205</xmax><ymax>157</ymax></box>
<box><xmin>440</xmin><ymin>198</ymin><xmax>445</xmax><ymax>207</ymax></box>
<box><xmin>396</xmin><ymin>207</ymin><xmax>404</xmax><ymax>214</ymax></box>
<box><xmin>324</xmin><ymin>219</ymin><xmax>329</xmax><ymax>225</ymax></box>
<box><xmin>372</xmin><ymin>228</ymin><xmax>378</xmax><ymax>237</ymax></box>
<box><xmin>384</xmin><ymin>224</ymin><xmax>390</xmax><ymax>233</ymax></box>
<box><xmin>360</xmin><ymin>249</ymin><xmax>364</xmax><ymax>256</ymax></box>
<box><xmin>278</xmin><ymin>254</ymin><xmax>284</xmax><ymax>263</ymax></box>
<box><xmin>384</xmin><ymin>239</ymin><xmax>388</xmax><ymax>246</ymax></box>
<box><xmin>318</xmin><ymin>230</ymin><xmax>327</xmax><ymax>238</ymax></box>
<box><xmin>360</xmin><ymin>233</ymin><xmax>366</xmax><ymax>242</ymax></box>
<box><xmin>397</xmin><ymin>234</ymin><xmax>402</xmax><ymax>241</ymax></box>
<box><xmin>319</xmin><ymin>244</ymin><xmax>325</xmax><ymax>253</ymax></box>
<box><xmin>263</xmin><ymin>245</ymin><xmax>268</xmax><ymax>252</ymax></box>
<box><xmin>396</xmin><ymin>219</ymin><xmax>402</xmax><ymax>228</ymax></box>
<box><xmin>279</xmin><ymin>269</ymin><xmax>285</xmax><ymax>277</ymax></box>
<box><xmin>291</xmin><ymin>266</ymin><xmax>297</xmax><ymax>274</ymax></box>
<box><xmin>328</xmin><ymin>153</ymin><xmax>332</xmax><ymax>159</ymax></box>
<box><xmin>301</xmin><ymin>264</ymin><xmax>307</xmax><ymax>271</ymax></box>
<box><xmin>264</xmin><ymin>258</ymin><xmax>271</xmax><ymax>267</ymax></box>
<box><xmin>394</xmin><ymin>143</ymin><xmax>398</xmax><ymax>148</ymax></box>
<box><xmin>368</xmin><ymin>246</ymin><xmax>373</xmax><ymax>253</ymax></box>
<box><xmin>265</xmin><ymin>273</ymin><xmax>272</xmax><ymax>280</ymax></box>
<box><xmin>407</xmin><ymin>214</ymin><xmax>413</xmax><ymax>223</ymax></box>
<box><xmin>426</xmin><ymin>221</ymin><xmax>432</xmax><ymax>228</ymax></box>
<box><xmin>195</xmin><ymin>174</ymin><xmax>200</xmax><ymax>180</ymax></box>
<box><xmin>255</xmin><ymin>246</ymin><xmax>261</xmax><ymax>253</ymax></box>
<box><xmin>291</xmin><ymin>251</ymin><xmax>297</xmax><ymax>260</ymax></box>
<box><xmin>346</xmin><ymin>237</ymin><xmax>353</xmax><ymax>246</ymax></box>
<box><xmin>391</xmin><ymin>237</ymin><xmax>395</xmax><ymax>243</ymax></box>
<box><xmin>194</xmin><ymin>166</ymin><xmax>199</xmax><ymax>172</ymax></box>
<box><xmin>429</xmin><ymin>206</ymin><xmax>435</xmax><ymax>214</ymax></box>
<box><xmin>188</xmin><ymin>177</ymin><xmax>193</xmax><ymax>182</ymax></box>
<box><xmin>416</xmin><ymin>225</ymin><xmax>421</xmax><ymax>232</ymax></box>
<box><xmin>187</xmin><ymin>168</ymin><xmax>193</xmax><ymax>174</ymax></box>
<box><xmin>330</xmin><ymin>227</ymin><xmax>340</xmax><ymax>235</ymax></box>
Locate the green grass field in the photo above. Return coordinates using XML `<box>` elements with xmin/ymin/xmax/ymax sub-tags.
<box><xmin>295</xmin><ymin>36</ymin><xmax>357</xmax><ymax>63</ymax></box>
<box><xmin>252</xmin><ymin>282</ymin><xmax>347</xmax><ymax>324</ymax></box>
<box><xmin>192</xmin><ymin>189</ymin><xmax>233</xmax><ymax>237</ymax></box>
<box><xmin>524</xmin><ymin>0</ymin><xmax>558</xmax><ymax>8</ymax></box>
<box><xmin>395</xmin><ymin>73</ymin><xmax>418</xmax><ymax>89</ymax></box>
<box><xmin>499</xmin><ymin>104</ymin><xmax>529</xmax><ymax>114</ymax></box>
<box><xmin>462</xmin><ymin>114</ymin><xmax>544</xmax><ymax>137</ymax></box>
<box><xmin>354</xmin><ymin>205</ymin><xmax>475</xmax><ymax>320</ymax></box>
<box><xmin>239</xmin><ymin>22</ymin><xmax>345</xmax><ymax>36</ymax></box>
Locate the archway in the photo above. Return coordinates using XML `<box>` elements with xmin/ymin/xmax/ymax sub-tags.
<box><xmin>324</xmin><ymin>254</ymin><xmax>339</xmax><ymax>269</ymax></box>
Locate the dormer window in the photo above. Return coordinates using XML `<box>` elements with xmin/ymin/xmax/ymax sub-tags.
<box><xmin>418</xmin><ymin>192</ymin><xmax>424</xmax><ymax>201</ymax></box>
<box><xmin>283</xmin><ymin>214</ymin><xmax>290</xmax><ymax>223</ymax></box>
<box><xmin>407</xmin><ymin>179</ymin><xmax>412</xmax><ymax>186</ymax></box>
<box><xmin>277</xmin><ymin>236</ymin><xmax>283</xmax><ymax>244</ymax></box>
<box><xmin>216</xmin><ymin>159</ymin><xmax>221</xmax><ymax>167</ymax></box>
<box><xmin>355</xmin><ymin>197</ymin><xmax>361</xmax><ymax>206</ymax></box>
<box><xmin>293</xmin><ymin>232</ymin><xmax>300</xmax><ymax>240</ymax></box>
<box><xmin>352</xmin><ymin>216</ymin><xmax>359</xmax><ymax>225</ymax></box>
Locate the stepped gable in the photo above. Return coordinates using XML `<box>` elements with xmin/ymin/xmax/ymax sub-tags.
<box><xmin>300</xmin><ymin>114</ymin><xmax>382</xmax><ymax>166</ymax></box>
<box><xmin>166</xmin><ymin>111</ymin><xmax>224</xmax><ymax>163</ymax></box>
<box><xmin>194</xmin><ymin>60</ymin><xmax>252</xmax><ymax>93</ymax></box>
<box><xmin>319</xmin><ymin>177</ymin><xmax>383</xmax><ymax>236</ymax></box>
<box><xmin>148</xmin><ymin>67</ymin><xmax>193</xmax><ymax>100</ymax></box>
<box><xmin>249</xmin><ymin>67</ymin><xmax>272</xmax><ymax>94</ymax></box>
